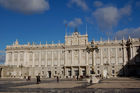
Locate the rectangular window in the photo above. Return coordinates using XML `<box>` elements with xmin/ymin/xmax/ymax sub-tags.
<box><xmin>110</xmin><ymin>48</ymin><xmax>116</xmax><ymax>57</ymax></box>
<box><xmin>8</xmin><ymin>52</ymin><xmax>12</xmax><ymax>62</ymax></box>
<box><xmin>20</xmin><ymin>52</ymin><xmax>24</xmax><ymax>62</ymax></box>
<box><xmin>47</xmin><ymin>51</ymin><xmax>52</xmax><ymax>66</ymax></box>
<box><xmin>118</xmin><ymin>48</ymin><xmax>123</xmax><ymax>57</ymax></box>
<box><xmin>118</xmin><ymin>58</ymin><xmax>123</xmax><ymax>64</ymax></box>
<box><xmin>53</xmin><ymin>51</ymin><xmax>58</xmax><ymax>66</ymax></box>
<box><xmin>103</xmin><ymin>48</ymin><xmax>108</xmax><ymax>57</ymax></box>
<box><xmin>89</xmin><ymin>53</ymin><xmax>92</xmax><ymax>65</ymax></box>
<box><xmin>97</xmin><ymin>70</ymin><xmax>100</xmax><ymax>74</ymax></box>
<box><xmin>35</xmin><ymin>52</ymin><xmax>39</xmax><ymax>61</ymax></box>
<box><xmin>119</xmin><ymin>48</ymin><xmax>122</xmax><ymax>51</ymax></box>
<box><xmin>112</xmin><ymin>70</ymin><xmax>115</xmax><ymax>74</ymax></box>
<box><xmin>111</xmin><ymin>58</ymin><xmax>115</xmax><ymax>64</ymax></box>
<box><xmin>41</xmin><ymin>52</ymin><xmax>46</xmax><ymax>61</ymax></box>
<box><xmin>55</xmin><ymin>71</ymin><xmax>57</xmax><ymax>74</ymax></box>
<box><xmin>14</xmin><ymin>53</ymin><xmax>18</xmax><ymax>61</ymax></box>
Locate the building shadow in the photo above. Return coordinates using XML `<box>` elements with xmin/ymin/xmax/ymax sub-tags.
<box><xmin>117</xmin><ymin>40</ymin><xmax>140</xmax><ymax>78</ymax></box>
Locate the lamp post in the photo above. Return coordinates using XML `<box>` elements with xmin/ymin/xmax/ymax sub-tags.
<box><xmin>86</xmin><ymin>40</ymin><xmax>99</xmax><ymax>83</ymax></box>
<box><xmin>86</xmin><ymin>40</ymin><xmax>99</xmax><ymax>74</ymax></box>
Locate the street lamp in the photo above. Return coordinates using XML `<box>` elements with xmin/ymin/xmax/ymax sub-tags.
<box><xmin>86</xmin><ymin>40</ymin><xmax>100</xmax><ymax>84</ymax></box>
<box><xmin>86</xmin><ymin>40</ymin><xmax>99</xmax><ymax>74</ymax></box>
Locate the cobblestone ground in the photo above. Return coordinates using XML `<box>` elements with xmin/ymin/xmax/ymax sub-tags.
<box><xmin>0</xmin><ymin>77</ymin><xmax>140</xmax><ymax>93</ymax></box>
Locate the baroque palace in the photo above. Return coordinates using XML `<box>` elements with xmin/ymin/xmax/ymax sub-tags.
<box><xmin>1</xmin><ymin>30</ymin><xmax>140</xmax><ymax>78</ymax></box>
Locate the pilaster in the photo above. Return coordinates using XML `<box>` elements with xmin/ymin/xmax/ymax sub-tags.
<box><xmin>12</xmin><ymin>52</ymin><xmax>15</xmax><ymax>66</ymax></box>
<box><xmin>100</xmin><ymin>48</ymin><xmax>103</xmax><ymax>65</ymax></box>
<box><xmin>123</xmin><ymin>46</ymin><xmax>126</xmax><ymax>65</ymax></box>
<box><xmin>52</xmin><ymin>51</ymin><xmax>53</xmax><ymax>66</ymax></box>
<box><xmin>71</xmin><ymin>50</ymin><xmax>72</xmax><ymax>66</ymax></box>
<box><xmin>79</xmin><ymin>67</ymin><xmax>82</xmax><ymax>76</ymax></box>
<box><xmin>45</xmin><ymin>51</ymin><xmax>47</xmax><ymax>67</ymax></box>
<box><xmin>26</xmin><ymin>52</ymin><xmax>29</xmax><ymax>67</ymax></box>
<box><xmin>32</xmin><ymin>52</ymin><xmax>35</xmax><ymax>67</ymax></box>
<box><xmin>79</xmin><ymin>49</ymin><xmax>81</xmax><ymax>66</ymax></box>
<box><xmin>108</xmin><ymin>48</ymin><xmax>110</xmax><ymax>65</ymax></box>
<box><xmin>17</xmin><ymin>52</ymin><xmax>20</xmax><ymax>67</ymax></box>
<box><xmin>24</xmin><ymin>51</ymin><xmax>26</xmax><ymax>67</ymax></box>
<box><xmin>39</xmin><ymin>51</ymin><xmax>41</xmax><ymax>67</ymax></box>
<box><xmin>58</xmin><ymin>51</ymin><xmax>60</xmax><ymax>66</ymax></box>
<box><xmin>116</xmin><ymin>48</ymin><xmax>118</xmax><ymax>65</ymax></box>
<box><xmin>86</xmin><ymin>51</ymin><xmax>88</xmax><ymax>65</ymax></box>
<box><xmin>71</xmin><ymin>67</ymin><xmax>74</xmax><ymax>77</ymax></box>
<box><xmin>93</xmin><ymin>50</ymin><xmax>95</xmax><ymax>66</ymax></box>
<box><xmin>5</xmin><ymin>52</ymin><xmax>8</xmax><ymax>65</ymax></box>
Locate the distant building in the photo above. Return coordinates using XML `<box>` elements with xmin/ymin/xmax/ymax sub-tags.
<box><xmin>2</xmin><ymin>30</ymin><xmax>140</xmax><ymax>78</ymax></box>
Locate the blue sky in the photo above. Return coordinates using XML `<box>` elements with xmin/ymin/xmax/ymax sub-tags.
<box><xmin>0</xmin><ymin>0</ymin><xmax>140</xmax><ymax>52</ymax></box>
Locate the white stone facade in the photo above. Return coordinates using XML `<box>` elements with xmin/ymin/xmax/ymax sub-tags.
<box><xmin>4</xmin><ymin>32</ymin><xmax>140</xmax><ymax>78</ymax></box>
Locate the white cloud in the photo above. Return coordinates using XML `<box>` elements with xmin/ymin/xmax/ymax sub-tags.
<box><xmin>93</xmin><ymin>6</ymin><xmax>119</xmax><ymax>30</ymax></box>
<box><xmin>92</xmin><ymin>5</ymin><xmax>131</xmax><ymax>31</ymax></box>
<box><xmin>68</xmin><ymin>0</ymin><xmax>88</xmax><ymax>11</ymax></box>
<box><xmin>120</xmin><ymin>5</ymin><xmax>131</xmax><ymax>16</ymax></box>
<box><xmin>65</xmin><ymin>18</ymin><xmax>83</xmax><ymax>27</ymax></box>
<box><xmin>93</xmin><ymin>1</ymin><xmax>103</xmax><ymax>7</ymax></box>
<box><xmin>116</xmin><ymin>27</ymin><xmax>140</xmax><ymax>39</ymax></box>
<box><xmin>0</xmin><ymin>0</ymin><xmax>50</xmax><ymax>14</ymax></box>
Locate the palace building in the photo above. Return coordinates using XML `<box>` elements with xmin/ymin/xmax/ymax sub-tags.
<box><xmin>2</xmin><ymin>30</ymin><xmax>140</xmax><ymax>78</ymax></box>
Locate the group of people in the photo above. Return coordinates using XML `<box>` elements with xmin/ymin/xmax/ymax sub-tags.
<box><xmin>36</xmin><ymin>74</ymin><xmax>60</xmax><ymax>84</ymax></box>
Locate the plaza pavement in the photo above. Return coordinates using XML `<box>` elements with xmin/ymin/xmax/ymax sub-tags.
<box><xmin>0</xmin><ymin>77</ymin><xmax>140</xmax><ymax>93</ymax></box>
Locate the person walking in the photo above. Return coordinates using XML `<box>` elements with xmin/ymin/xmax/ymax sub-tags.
<box><xmin>76</xmin><ymin>75</ymin><xmax>79</xmax><ymax>80</ymax></box>
<box><xmin>36</xmin><ymin>74</ymin><xmax>41</xmax><ymax>84</ymax></box>
<box><xmin>57</xmin><ymin>76</ymin><xmax>59</xmax><ymax>83</ymax></box>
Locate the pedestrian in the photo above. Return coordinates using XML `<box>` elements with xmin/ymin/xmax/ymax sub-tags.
<box><xmin>57</xmin><ymin>76</ymin><xmax>59</xmax><ymax>83</ymax></box>
<box><xmin>36</xmin><ymin>74</ymin><xmax>41</xmax><ymax>84</ymax></box>
<box><xmin>77</xmin><ymin>75</ymin><xmax>79</xmax><ymax>80</ymax></box>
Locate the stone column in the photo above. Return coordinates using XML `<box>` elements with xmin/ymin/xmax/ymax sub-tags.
<box><xmin>58</xmin><ymin>51</ymin><xmax>60</xmax><ymax>66</ymax></box>
<box><xmin>70</xmin><ymin>50</ymin><xmax>72</xmax><ymax>66</ymax></box>
<box><xmin>100</xmin><ymin>48</ymin><xmax>103</xmax><ymax>65</ymax></box>
<box><xmin>79</xmin><ymin>67</ymin><xmax>82</xmax><ymax>76</ymax></box>
<box><xmin>93</xmin><ymin>50</ymin><xmax>95</xmax><ymax>66</ymax></box>
<box><xmin>24</xmin><ymin>51</ymin><xmax>26</xmax><ymax>67</ymax></box>
<box><xmin>86</xmin><ymin>66</ymin><xmax>90</xmax><ymax>76</ymax></box>
<box><xmin>79</xmin><ymin>49</ymin><xmax>81</xmax><ymax>66</ymax></box>
<box><xmin>17</xmin><ymin>52</ymin><xmax>20</xmax><ymax>67</ymax></box>
<box><xmin>71</xmin><ymin>67</ymin><xmax>74</xmax><ymax>77</ymax></box>
<box><xmin>5</xmin><ymin>52</ymin><xmax>8</xmax><ymax>65</ymax></box>
<box><xmin>39</xmin><ymin>51</ymin><xmax>41</xmax><ymax>67</ymax></box>
<box><xmin>131</xmin><ymin>45</ymin><xmax>134</xmax><ymax>63</ymax></box>
<box><xmin>65</xmin><ymin>50</ymin><xmax>68</xmax><ymax>66</ymax></box>
<box><xmin>52</xmin><ymin>51</ymin><xmax>53</xmax><ymax>66</ymax></box>
<box><xmin>32</xmin><ymin>52</ymin><xmax>35</xmax><ymax>67</ymax></box>
<box><xmin>116</xmin><ymin>48</ymin><xmax>118</xmax><ymax>65</ymax></box>
<box><xmin>108</xmin><ymin>48</ymin><xmax>110</xmax><ymax>65</ymax></box>
<box><xmin>123</xmin><ymin>46</ymin><xmax>127</xmax><ymax>76</ymax></box>
<box><xmin>86</xmin><ymin>51</ymin><xmax>88</xmax><ymax>65</ymax></box>
<box><xmin>71</xmin><ymin>50</ymin><xmax>73</xmax><ymax>66</ymax></box>
<box><xmin>26</xmin><ymin>52</ymin><xmax>29</xmax><ymax>67</ymax></box>
<box><xmin>12</xmin><ymin>52</ymin><xmax>15</xmax><ymax>66</ymax></box>
<box><xmin>123</xmin><ymin>46</ymin><xmax>126</xmax><ymax>65</ymax></box>
<box><xmin>45</xmin><ymin>51</ymin><xmax>47</xmax><ymax>67</ymax></box>
<box><xmin>65</xmin><ymin>67</ymin><xmax>67</xmax><ymax>77</ymax></box>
